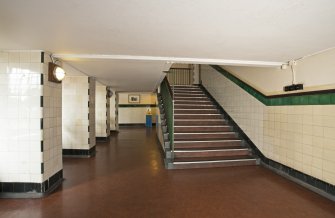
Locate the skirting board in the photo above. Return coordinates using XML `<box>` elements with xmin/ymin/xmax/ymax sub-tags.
<box><xmin>0</xmin><ymin>170</ymin><xmax>63</xmax><ymax>198</ymax></box>
<box><xmin>62</xmin><ymin>146</ymin><xmax>96</xmax><ymax>158</ymax></box>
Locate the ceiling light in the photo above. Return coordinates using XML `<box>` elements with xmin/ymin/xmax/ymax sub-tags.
<box><xmin>48</xmin><ymin>62</ymin><xmax>66</xmax><ymax>83</ymax></box>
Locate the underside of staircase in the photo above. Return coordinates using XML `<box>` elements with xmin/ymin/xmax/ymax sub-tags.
<box><xmin>164</xmin><ymin>85</ymin><xmax>259</xmax><ymax>169</ymax></box>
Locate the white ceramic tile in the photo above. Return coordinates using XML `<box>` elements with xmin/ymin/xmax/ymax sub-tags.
<box><xmin>201</xmin><ymin>65</ymin><xmax>335</xmax><ymax>184</ymax></box>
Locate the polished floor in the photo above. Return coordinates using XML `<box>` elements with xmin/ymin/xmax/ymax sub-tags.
<box><xmin>0</xmin><ymin>127</ymin><xmax>334</xmax><ymax>218</ymax></box>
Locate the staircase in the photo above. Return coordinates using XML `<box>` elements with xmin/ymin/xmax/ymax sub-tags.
<box><xmin>167</xmin><ymin>85</ymin><xmax>258</xmax><ymax>169</ymax></box>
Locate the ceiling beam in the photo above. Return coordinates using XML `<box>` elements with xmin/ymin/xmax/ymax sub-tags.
<box><xmin>53</xmin><ymin>54</ymin><xmax>284</xmax><ymax>67</ymax></box>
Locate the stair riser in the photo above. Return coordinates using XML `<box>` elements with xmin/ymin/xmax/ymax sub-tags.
<box><xmin>174</xmin><ymin>134</ymin><xmax>238</xmax><ymax>140</ymax></box>
<box><xmin>174</xmin><ymin>120</ymin><xmax>228</xmax><ymax>125</ymax></box>
<box><xmin>174</xmin><ymin>126</ymin><xmax>232</xmax><ymax>132</ymax></box>
<box><xmin>174</xmin><ymin>141</ymin><xmax>242</xmax><ymax>149</ymax></box>
<box><xmin>174</xmin><ymin>94</ymin><xmax>207</xmax><ymax>98</ymax></box>
<box><xmin>174</xmin><ymin>115</ymin><xmax>222</xmax><ymax>119</ymax></box>
<box><xmin>174</xmin><ymin>91</ymin><xmax>204</xmax><ymax>95</ymax></box>
<box><xmin>174</xmin><ymin>150</ymin><xmax>251</xmax><ymax>158</ymax></box>
<box><xmin>174</xmin><ymin>100</ymin><xmax>213</xmax><ymax>105</ymax></box>
<box><xmin>173</xmin><ymin>89</ymin><xmax>202</xmax><ymax>92</ymax></box>
<box><xmin>171</xmin><ymin>160</ymin><xmax>257</xmax><ymax>169</ymax></box>
<box><xmin>174</xmin><ymin>105</ymin><xmax>217</xmax><ymax>109</ymax></box>
<box><xmin>174</xmin><ymin>110</ymin><xmax>219</xmax><ymax>114</ymax></box>
<box><xmin>174</xmin><ymin>97</ymin><xmax>209</xmax><ymax>101</ymax></box>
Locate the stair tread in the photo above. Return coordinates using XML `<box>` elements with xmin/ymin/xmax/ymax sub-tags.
<box><xmin>174</xmin><ymin>155</ymin><xmax>256</xmax><ymax>163</ymax></box>
<box><xmin>174</xmin><ymin>146</ymin><xmax>247</xmax><ymax>151</ymax></box>
<box><xmin>174</xmin><ymin>139</ymin><xmax>241</xmax><ymax>143</ymax></box>
<box><xmin>175</xmin><ymin>146</ymin><xmax>245</xmax><ymax>150</ymax></box>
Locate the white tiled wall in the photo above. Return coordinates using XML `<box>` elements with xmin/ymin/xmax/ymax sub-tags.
<box><xmin>62</xmin><ymin>76</ymin><xmax>90</xmax><ymax>150</ymax></box>
<box><xmin>96</xmin><ymin>85</ymin><xmax>109</xmax><ymax>137</ymax></box>
<box><xmin>109</xmin><ymin>91</ymin><xmax>116</xmax><ymax>130</ymax></box>
<box><xmin>106</xmin><ymin>96</ymin><xmax>111</xmax><ymax>134</ymax></box>
<box><xmin>89</xmin><ymin>77</ymin><xmax>96</xmax><ymax>148</ymax></box>
<box><xmin>0</xmin><ymin>51</ymin><xmax>43</xmax><ymax>183</ymax></box>
<box><xmin>42</xmin><ymin>54</ymin><xmax>62</xmax><ymax>181</ymax></box>
<box><xmin>202</xmin><ymin>65</ymin><xmax>335</xmax><ymax>185</ymax></box>
<box><xmin>0</xmin><ymin>51</ymin><xmax>63</xmax><ymax>183</ymax></box>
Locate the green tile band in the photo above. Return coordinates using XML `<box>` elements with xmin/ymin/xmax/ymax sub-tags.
<box><xmin>119</xmin><ymin>104</ymin><xmax>157</xmax><ymax>108</ymax></box>
<box><xmin>210</xmin><ymin>65</ymin><xmax>335</xmax><ymax>106</ymax></box>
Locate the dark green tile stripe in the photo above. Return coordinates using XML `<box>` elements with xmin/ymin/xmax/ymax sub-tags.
<box><xmin>210</xmin><ymin>65</ymin><xmax>335</xmax><ymax>106</ymax></box>
<box><xmin>119</xmin><ymin>104</ymin><xmax>157</xmax><ymax>108</ymax></box>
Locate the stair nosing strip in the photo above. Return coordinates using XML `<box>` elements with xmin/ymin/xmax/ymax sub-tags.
<box><xmin>173</xmin><ymin>159</ymin><xmax>256</xmax><ymax>164</ymax></box>
<box><xmin>174</xmin><ymin>114</ymin><xmax>221</xmax><ymax>116</ymax></box>
<box><xmin>174</xmin><ymin>109</ymin><xmax>217</xmax><ymax>110</ymax></box>
<box><xmin>174</xmin><ymin>119</ymin><xmax>225</xmax><ymax>121</ymax></box>
<box><xmin>174</xmin><ymin>103</ymin><xmax>214</xmax><ymax>106</ymax></box>
<box><xmin>174</xmin><ymin>140</ymin><xmax>242</xmax><ymax>143</ymax></box>
<box><xmin>174</xmin><ymin>125</ymin><xmax>229</xmax><ymax>127</ymax></box>
<box><xmin>174</xmin><ymin>132</ymin><xmax>235</xmax><ymax>135</ymax></box>
<box><xmin>175</xmin><ymin>100</ymin><xmax>211</xmax><ymax>102</ymax></box>
<box><xmin>174</xmin><ymin>148</ymin><xmax>249</xmax><ymax>152</ymax></box>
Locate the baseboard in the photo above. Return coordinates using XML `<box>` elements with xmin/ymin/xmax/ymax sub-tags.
<box><xmin>261</xmin><ymin>160</ymin><xmax>335</xmax><ymax>202</ymax></box>
<box><xmin>96</xmin><ymin>136</ymin><xmax>110</xmax><ymax>142</ymax></box>
<box><xmin>62</xmin><ymin>146</ymin><xmax>96</xmax><ymax>158</ymax></box>
<box><xmin>0</xmin><ymin>169</ymin><xmax>63</xmax><ymax>198</ymax></box>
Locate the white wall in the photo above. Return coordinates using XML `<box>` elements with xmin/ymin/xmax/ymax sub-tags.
<box><xmin>88</xmin><ymin>77</ymin><xmax>96</xmax><ymax>147</ymax></box>
<box><xmin>118</xmin><ymin>92</ymin><xmax>157</xmax><ymax>124</ymax></box>
<box><xmin>95</xmin><ymin>85</ymin><xmax>109</xmax><ymax>137</ymax></box>
<box><xmin>109</xmin><ymin>90</ymin><xmax>116</xmax><ymax>130</ymax></box>
<box><xmin>62</xmin><ymin>76</ymin><xmax>90</xmax><ymax>150</ymax></box>
<box><xmin>42</xmin><ymin>53</ymin><xmax>62</xmax><ymax>181</ymax></box>
<box><xmin>0</xmin><ymin>51</ymin><xmax>62</xmax><ymax>184</ymax></box>
<box><xmin>223</xmin><ymin>48</ymin><xmax>335</xmax><ymax>95</ymax></box>
<box><xmin>202</xmin><ymin>65</ymin><xmax>335</xmax><ymax>186</ymax></box>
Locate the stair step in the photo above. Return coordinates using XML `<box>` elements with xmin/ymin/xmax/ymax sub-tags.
<box><xmin>173</xmin><ymin>87</ymin><xmax>202</xmax><ymax>90</ymax></box>
<box><xmin>171</xmin><ymin>156</ymin><xmax>257</xmax><ymax>169</ymax></box>
<box><xmin>173</xmin><ymin>86</ymin><xmax>201</xmax><ymax>89</ymax></box>
<box><xmin>174</xmin><ymin>132</ymin><xmax>238</xmax><ymax>140</ymax></box>
<box><xmin>174</xmin><ymin>94</ymin><xmax>207</xmax><ymax>97</ymax></box>
<box><xmin>174</xmin><ymin>90</ymin><xmax>204</xmax><ymax>94</ymax></box>
<box><xmin>174</xmin><ymin>148</ymin><xmax>250</xmax><ymax>158</ymax></box>
<box><xmin>174</xmin><ymin>126</ymin><xmax>232</xmax><ymax>132</ymax></box>
<box><xmin>174</xmin><ymin>100</ymin><xmax>213</xmax><ymax>105</ymax></box>
<box><xmin>174</xmin><ymin>104</ymin><xmax>217</xmax><ymax>109</ymax></box>
<box><xmin>174</xmin><ymin>140</ymin><xmax>243</xmax><ymax>149</ymax></box>
<box><xmin>174</xmin><ymin>109</ymin><xmax>219</xmax><ymax>114</ymax></box>
<box><xmin>174</xmin><ymin>114</ymin><xmax>222</xmax><ymax>119</ymax></box>
<box><xmin>174</xmin><ymin>97</ymin><xmax>209</xmax><ymax>101</ymax></box>
<box><xmin>174</xmin><ymin>119</ymin><xmax>228</xmax><ymax>126</ymax></box>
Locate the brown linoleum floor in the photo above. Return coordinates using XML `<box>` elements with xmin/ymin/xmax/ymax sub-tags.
<box><xmin>0</xmin><ymin>126</ymin><xmax>334</xmax><ymax>218</ymax></box>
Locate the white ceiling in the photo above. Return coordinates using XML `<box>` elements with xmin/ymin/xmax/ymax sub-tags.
<box><xmin>1</xmin><ymin>0</ymin><xmax>335</xmax><ymax>91</ymax></box>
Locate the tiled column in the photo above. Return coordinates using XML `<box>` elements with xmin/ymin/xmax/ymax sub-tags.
<box><xmin>62</xmin><ymin>75</ymin><xmax>96</xmax><ymax>157</ymax></box>
<box><xmin>95</xmin><ymin>85</ymin><xmax>110</xmax><ymax>140</ymax></box>
<box><xmin>109</xmin><ymin>88</ymin><xmax>117</xmax><ymax>131</ymax></box>
<box><xmin>0</xmin><ymin>51</ymin><xmax>63</xmax><ymax>196</ymax></box>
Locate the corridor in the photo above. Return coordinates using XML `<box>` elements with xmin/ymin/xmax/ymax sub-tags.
<box><xmin>0</xmin><ymin>127</ymin><xmax>334</xmax><ymax>218</ymax></box>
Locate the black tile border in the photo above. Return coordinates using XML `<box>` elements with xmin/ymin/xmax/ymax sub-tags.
<box><xmin>0</xmin><ymin>169</ymin><xmax>63</xmax><ymax>198</ymax></box>
<box><xmin>96</xmin><ymin>136</ymin><xmax>110</xmax><ymax>142</ymax></box>
<box><xmin>41</xmin><ymin>52</ymin><xmax>44</xmax><ymax>63</ymax></box>
<box><xmin>62</xmin><ymin>145</ymin><xmax>96</xmax><ymax>158</ymax></box>
<box><xmin>200</xmin><ymin>84</ymin><xmax>335</xmax><ymax>201</ymax></box>
<box><xmin>262</xmin><ymin>160</ymin><xmax>335</xmax><ymax>201</ymax></box>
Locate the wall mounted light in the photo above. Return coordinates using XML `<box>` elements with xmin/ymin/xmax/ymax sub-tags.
<box><xmin>48</xmin><ymin>62</ymin><xmax>66</xmax><ymax>83</ymax></box>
